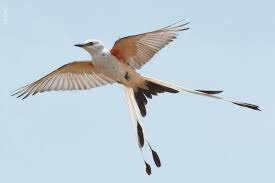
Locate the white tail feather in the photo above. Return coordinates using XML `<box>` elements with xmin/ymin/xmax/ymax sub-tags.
<box><xmin>124</xmin><ymin>86</ymin><xmax>153</xmax><ymax>174</ymax></box>
<box><xmin>143</xmin><ymin>75</ymin><xmax>260</xmax><ymax>111</ymax></box>
<box><xmin>124</xmin><ymin>86</ymin><xmax>162</xmax><ymax>174</ymax></box>
<box><xmin>124</xmin><ymin>87</ymin><xmax>142</xmax><ymax>146</ymax></box>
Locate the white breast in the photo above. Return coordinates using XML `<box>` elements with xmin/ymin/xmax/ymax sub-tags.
<box><xmin>93</xmin><ymin>49</ymin><xmax>126</xmax><ymax>82</ymax></box>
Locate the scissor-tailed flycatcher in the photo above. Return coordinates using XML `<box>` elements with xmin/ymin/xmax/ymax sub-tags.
<box><xmin>12</xmin><ymin>20</ymin><xmax>260</xmax><ymax>175</ymax></box>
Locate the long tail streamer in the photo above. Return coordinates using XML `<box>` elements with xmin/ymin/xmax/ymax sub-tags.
<box><xmin>124</xmin><ymin>86</ymin><xmax>161</xmax><ymax>175</ymax></box>
<box><xmin>143</xmin><ymin>76</ymin><xmax>260</xmax><ymax>111</ymax></box>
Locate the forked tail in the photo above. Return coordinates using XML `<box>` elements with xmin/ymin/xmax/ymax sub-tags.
<box><xmin>125</xmin><ymin>76</ymin><xmax>260</xmax><ymax>175</ymax></box>
<box><xmin>124</xmin><ymin>86</ymin><xmax>161</xmax><ymax>175</ymax></box>
<box><xmin>134</xmin><ymin>76</ymin><xmax>260</xmax><ymax>117</ymax></box>
<box><xmin>134</xmin><ymin>80</ymin><xmax>179</xmax><ymax>117</ymax></box>
<box><xmin>140</xmin><ymin>75</ymin><xmax>260</xmax><ymax>114</ymax></box>
<box><xmin>126</xmin><ymin>76</ymin><xmax>260</xmax><ymax>175</ymax></box>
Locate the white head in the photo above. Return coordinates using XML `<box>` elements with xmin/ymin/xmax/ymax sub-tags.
<box><xmin>74</xmin><ymin>39</ymin><xmax>104</xmax><ymax>57</ymax></box>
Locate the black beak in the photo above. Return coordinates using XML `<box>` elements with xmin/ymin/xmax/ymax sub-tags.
<box><xmin>74</xmin><ymin>43</ymin><xmax>84</xmax><ymax>47</ymax></box>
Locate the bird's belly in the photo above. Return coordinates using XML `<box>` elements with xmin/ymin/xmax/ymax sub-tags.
<box><xmin>94</xmin><ymin>58</ymin><xmax>125</xmax><ymax>82</ymax></box>
<box><xmin>94</xmin><ymin>56</ymin><xmax>144</xmax><ymax>88</ymax></box>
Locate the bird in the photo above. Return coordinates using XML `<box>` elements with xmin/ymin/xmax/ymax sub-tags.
<box><xmin>12</xmin><ymin>20</ymin><xmax>260</xmax><ymax>175</ymax></box>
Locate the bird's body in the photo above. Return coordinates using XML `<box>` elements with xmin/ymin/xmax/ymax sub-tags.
<box><xmin>93</xmin><ymin>48</ymin><xmax>126</xmax><ymax>83</ymax></box>
<box><xmin>12</xmin><ymin>20</ymin><xmax>260</xmax><ymax>175</ymax></box>
<box><xmin>92</xmin><ymin>48</ymin><xmax>143</xmax><ymax>89</ymax></box>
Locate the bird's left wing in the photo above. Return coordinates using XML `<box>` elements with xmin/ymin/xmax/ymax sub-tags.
<box><xmin>12</xmin><ymin>61</ymin><xmax>115</xmax><ymax>99</ymax></box>
<box><xmin>110</xmin><ymin>20</ymin><xmax>189</xmax><ymax>70</ymax></box>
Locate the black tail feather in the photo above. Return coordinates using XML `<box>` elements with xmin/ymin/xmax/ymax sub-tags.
<box><xmin>137</xmin><ymin>121</ymin><xmax>144</xmax><ymax>148</ymax></box>
<box><xmin>232</xmin><ymin>102</ymin><xmax>261</xmax><ymax>111</ymax></box>
<box><xmin>148</xmin><ymin>142</ymin><xmax>161</xmax><ymax>167</ymax></box>
<box><xmin>134</xmin><ymin>92</ymin><xmax>147</xmax><ymax>117</ymax></box>
<box><xmin>195</xmin><ymin>90</ymin><xmax>223</xmax><ymax>94</ymax></box>
<box><xmin>145</xmin><ymin>161</ymin><xmax>152</xmax><ymax>175</ymax></box>
<box><xmin>134</xmin><ymin>81</ymin><xmax>179</xmax><ymax>117</ymax></box>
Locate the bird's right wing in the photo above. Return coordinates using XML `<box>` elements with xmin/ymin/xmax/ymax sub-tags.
<box><xmin>110</xmin><ymin>20</ymin><xmax>189</xmax><ymax>70</ymax></box>
<box><xmin>12</xmin><ymin>61</ymin><xmax>115</xmax><ymax>99</ymax></box>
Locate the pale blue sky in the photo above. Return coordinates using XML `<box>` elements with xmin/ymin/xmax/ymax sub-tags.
<box><xmin>0</xmin><ymin>0</ymin><xmax>274</xmax><ymax>182</ymax></box>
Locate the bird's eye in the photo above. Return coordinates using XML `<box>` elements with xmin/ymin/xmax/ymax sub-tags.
<box><xmin>89</xmin><ymin>42</ymin><xmax>94</xmax><ymax>46</ymax></box>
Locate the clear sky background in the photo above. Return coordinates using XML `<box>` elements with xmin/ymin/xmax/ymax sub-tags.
<box><xmin>0</xmin><ymin>0</ymin><xmax>274</xmax><ymax>182</ymax></box>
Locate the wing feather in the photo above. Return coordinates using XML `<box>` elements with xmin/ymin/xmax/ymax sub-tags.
<box><xmin>110</xmin><ymin>20</ymin><xmax>189</xmax><ymax>69</ymax></box>
<box><xmin>12</xmin><ymin>61</ymin><xmax>115</xmax><ymax>99</ymax></box>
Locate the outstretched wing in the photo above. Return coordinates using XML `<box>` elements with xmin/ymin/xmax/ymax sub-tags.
<box><xmin>110</xmin><ymin>20</ymin><xmax>189</xmax><ymax>70</ymax></box>
<box><xmin>12</xmin><ymin>61</ymin><xmax>115</xmax><ymax>99</ymax></box>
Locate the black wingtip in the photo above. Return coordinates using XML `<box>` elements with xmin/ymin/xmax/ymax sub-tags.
<box><xmin>232</xmin><ymin>102</ymin><xmax>261</xmax><ymax>111</ymax></box>
<box><xmin>137</xmin><ymin>122</ymin><xmax>144</xmax><ymax>148</ymax></box>
<box><xmin>196</xmin><ymin>90</ymin><xmax>224</xmax><ymax>94</ymax></box>
<box><xmin>145</xmin><ymin>161</ymin><xmax>152</xmax><ymax>175</ymax></box>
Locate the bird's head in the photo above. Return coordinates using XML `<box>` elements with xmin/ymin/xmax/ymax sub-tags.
<box><xmin>74</xmin><ymin>39</ymin><xmax>104</xmax><ymax>56</ymax></box>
